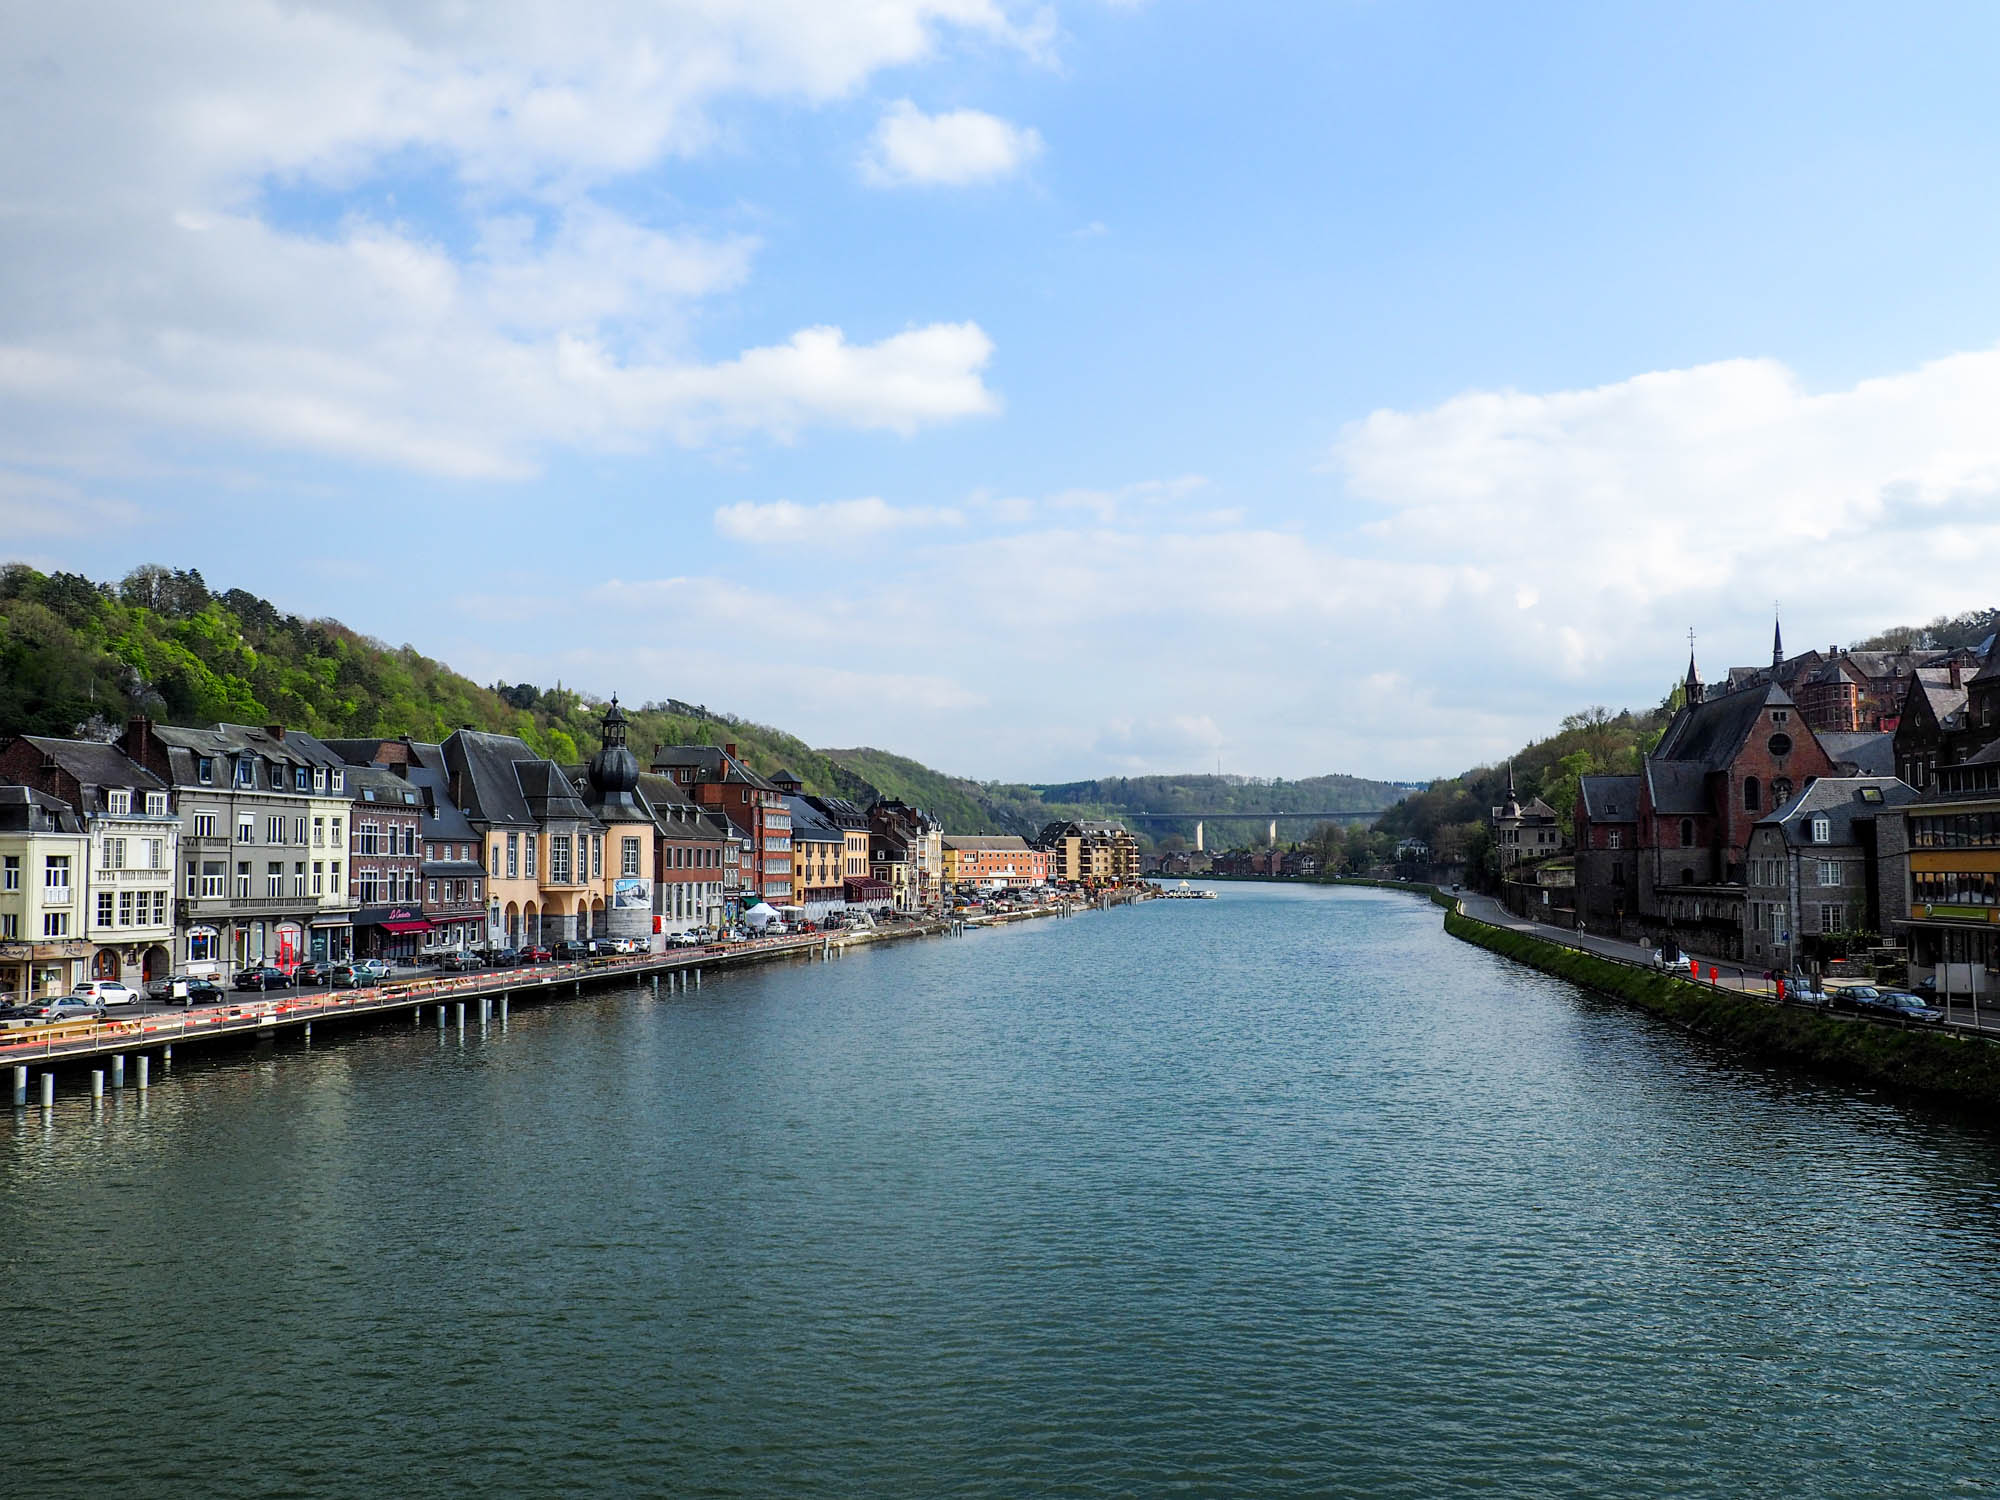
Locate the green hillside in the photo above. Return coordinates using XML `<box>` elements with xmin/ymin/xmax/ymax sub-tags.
<box><xmin>0</xmin><ymin>561</ymin><xmax>1406</xmax><ymax>842</ymax></box>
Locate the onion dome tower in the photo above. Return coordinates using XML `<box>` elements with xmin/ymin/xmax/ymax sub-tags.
<box><xmin>586</xmin><ymin>696</ymin><xmax>644</xmax><ymax>820</ymax></box>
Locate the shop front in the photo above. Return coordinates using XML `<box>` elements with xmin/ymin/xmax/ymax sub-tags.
<box><xmin>354</xmin><ymin>906</ymin><xmax>430</xmax><ymax>963</ymax></box>
<box><xmin>0</xmin><ymin>940</ymin><xmax>90</xmax><ymax>1001</ymax></box>
<box><xmin>310</xmin><ymin>917</ymin><xmax>353</xmax><ymax>965</ymax></box>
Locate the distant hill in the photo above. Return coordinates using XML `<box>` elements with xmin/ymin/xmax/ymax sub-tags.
<box><xmin>0</xmin><ymin>561</ymin><xmax>1406</xmax><ymax>843</ymax></box>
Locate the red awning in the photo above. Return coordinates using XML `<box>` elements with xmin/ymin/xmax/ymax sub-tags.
<box><xmin>381</xmin><ymin>920</ymin><xmax>432</xmax><ymax>935</ymax></box>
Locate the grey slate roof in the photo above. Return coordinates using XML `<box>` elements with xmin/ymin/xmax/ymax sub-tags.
<box><xmin>1818</xmin><ymin>730</ymin><xmax>1895</xmax><ymax>777</ymax></box>
<box><xmin>784</xmin><ymin>795</ymin><xmax>846</xmax><ymax>846</ymax></box>
<box><xmin>1578</xmin><ymin>774</ymin><xmax>1640</xmax><ymax>822</ymax></box>
<box><xmin>0</xmin><ymin>783</ymin><xmax>83</xmax><ymax>833</ymax></box>
<box><xmin>443</xmin><ymin>729</ymin><xmax>598</xmax><ymax>829</ymax></box>
<box><xmin>326</xmin><ymin>739</ymin><xmax>481</xmax><ymax>843</ymax></box>
<box><xmin>9</xmin><ymin>735</ymin><xmax>166</xmax><ymax>814</ymax></box>
<box><xmin>1759</xmin><ymin>776</ymin><xmax>1917</xmax><ymax>848</ymax></box>
<box><xmin>1654</xmin><ymin>679</ymin><xmax>1788</xmax><ymax>770</ymax></box>
<box><xmin>1643</xmin><ymin>760</ymin><xmax>1713</xmax><ymax>816</ymax></box>
<box><xmin>649</xmin><ymin>744</ymin><xmax>777</xmax><ymax>792</ymax></box>
<box><xmin>941</xmin><ymin>834</ymin><xmax>1034</xmax><ymax>851</ymax></box>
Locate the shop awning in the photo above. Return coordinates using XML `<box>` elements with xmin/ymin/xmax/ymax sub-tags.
<box><xmin>381</xmin><ymin>920</ymin><xmax>432</xmax><ymax>935</ymax></box>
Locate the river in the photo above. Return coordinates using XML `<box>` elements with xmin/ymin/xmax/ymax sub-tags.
<box><xmin>4</xmin><ymin>882</ymin><xmax>1998</xmax><ymax>1496</ymax></box>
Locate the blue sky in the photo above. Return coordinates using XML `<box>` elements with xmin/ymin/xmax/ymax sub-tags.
<box><xmin>7</xmin><ymin>2</ymin><xmax>2000</xmax><ymax>781</ymax></box>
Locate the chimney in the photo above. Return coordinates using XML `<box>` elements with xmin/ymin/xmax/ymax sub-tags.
<box><xmin>724</xmin><ymin>743</ymin><xmax>738</xmax><ymax>759</ymax></box>
<box><xmin>265</xmin><ymin>724</ymin><xmax>286</xmax><ymax>742</ymax></box>
<box><xmin>1951</xmin><ymin>661</ymin><xmax>1963</xmax><ymax>689</ymax></box>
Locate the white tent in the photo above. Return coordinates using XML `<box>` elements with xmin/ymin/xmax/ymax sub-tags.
<box><xmin>744</xmin><ymin>902</ymin><xmax>781</xmax><ymax>929</ymax></box>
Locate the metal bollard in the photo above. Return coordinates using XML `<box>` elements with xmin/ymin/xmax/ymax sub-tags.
<box><xmin>91</xmin><ymin>1071</ymin><xmax>103</xmax><ymax>1103</ymax></box>
<box><xmin>40</xmin><ymin>1072</ymin><xmax>54</xmax><ymax>1110</ymax></box>
<box><xmin>12</xmin><ymin>1065</ymin><xmax>25</xmax><ymax>1109</ymax></box>
<box><xmin>112</xmin><ymin>1054</ymin><xmax>125</xmax><ymax>1089</ymax></box>
<box><xmin>136</xmin><ymin>1055</ymin><xmax>149</xmax><ymax>1090</ymax></box>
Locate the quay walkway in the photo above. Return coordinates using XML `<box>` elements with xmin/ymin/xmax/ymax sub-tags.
<box><xmin>4</xmin><ymin>895</ymin><xmax>1117</xmax><ymax>1109</ymax></box>
<box><xmin>4</xmin><ymin>923</ymin><xmax>920</xmax><ymax>1108</ymax></box>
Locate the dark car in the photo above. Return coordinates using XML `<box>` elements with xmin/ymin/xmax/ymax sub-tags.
<box><xmin>1824</xmin><ymin>988</ymin><xmax>1880</xmax><ymax>1024</ymax></box>
<box><xmin>233</xmin><ymin>966</ymin><xmax>293</xmax><ymax>992</ymax></box>
<box><xmin>294</xmin><ymin>960</ymin><xmax>333</xmax><ymax>987</ymax></box>
<box><xmin>162</xmin><ymin>977</ymin><xmax>225</xmax><ymax>1007</ymax></box>
<box><xmin>552</xmin><ymin>939</ymin><xmax>595</xmax><ymax>961</ymax></box>
<box><xmin>1870</xmin><ymin>991</ymin><xmax>1944</xmax><ymax>1024</ymax></box>
<box><xmin>518</xmin><ymin>944</ymin><xmax>554</xmax><ymax>964</ymax></box>
<box><xmin>439</xmin><ymin>950</ymin><xmax>485</xmax><ymax>972</ymax></box>
<box><xmin>482</xmin><ymin>947</ymin><xmax>521</xmax><ymax>969</ymax></box>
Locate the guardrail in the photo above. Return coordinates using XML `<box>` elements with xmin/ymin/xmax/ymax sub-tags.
<box><xmin>1449</xmin><ymin>901</ymin><xmax>1995</xmax><ymax>1043</ymax></box>
<box><xmin>0</xmin><ymin>931</ymin><xmax>861</xmax><ymax>1066</ymax></box>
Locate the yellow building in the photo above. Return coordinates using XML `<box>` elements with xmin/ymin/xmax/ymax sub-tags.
<box><xmin>1034</xmin><ymin>819</ymin><xmax>1141</xmax><ymax>885</ymax></box>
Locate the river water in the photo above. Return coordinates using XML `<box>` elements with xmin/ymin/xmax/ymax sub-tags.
<box><xmin>4</xmin><ymin>882</ymin><xmax>1999</xmax><ymax>1496</ymax></box>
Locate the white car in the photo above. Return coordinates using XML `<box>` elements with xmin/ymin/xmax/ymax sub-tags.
<box><xmin>72</xmin><ymin>979</ymin><xmax>139</xmax><ymax>1007</ymax></box>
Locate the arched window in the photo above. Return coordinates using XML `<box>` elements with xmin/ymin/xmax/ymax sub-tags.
<box><xmin>1773</xmin><ymin>778</ymin><xmax>1792</xmax><ymax>805</ymax></box>
<box><xmin>1680</xmin><ymin>818</ymin><xmax>1695</xmax><ymax>847</ymax></box>
<box><xmin>1744</xmin><ymin>777</ymin><xmax>1761</xmax><ymax>811</ymax></box>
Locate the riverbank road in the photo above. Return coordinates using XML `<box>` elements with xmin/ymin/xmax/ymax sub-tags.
<box><xmin>1455</xmin><ymin>890</ymin><xmax>2000</xmax><ymax>1038</ymax></box>
<box><xmin>1456</xmin><ymin>892</ymin><xmax>1776</xmax><ymax>996</ymax></box>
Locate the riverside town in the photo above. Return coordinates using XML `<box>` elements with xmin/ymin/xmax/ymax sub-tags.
<box><xmin>0</xmin><ymin>696</ymin><xmax>1145</xmax><ymax>1007</ymax></box>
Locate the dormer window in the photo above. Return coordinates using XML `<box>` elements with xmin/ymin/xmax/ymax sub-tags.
<box><xmin>235</xmin><ymin>759</ymin><xmax>254</xmax><ymax>787</ymax></box>
<box><xmin>330</xmin><ymin>771</ymin><xmax>343</xmax><ymax>793</ymax></box>
<box><xmin>1811</xmin><ymin>816</ymin><xmax>1831</xmax><ymax>844</ymax></box>
<box><xmin>145</xmin><ymin>792</ymin><xmax>167</xmax><ymax>816</ymax></box>
<box><xmin>107</xmin><ymin>790</ymin><xmax>131</xmax><ymax>816</ymax></box>
<box><xmin>314</xmin><ymin>767</ymin><xmax>326</xmax><ymax>790</ymax></box>
<box><xmin>197</xmin><ymin>757</ymin><xmax>214</xmax><ymax>784</ymax></box>
<box><xmin>295</xmin><ymin>766</ymin><xmax>310</xmax><ymax>791</ymax></box>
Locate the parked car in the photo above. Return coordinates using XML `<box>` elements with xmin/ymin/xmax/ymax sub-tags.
<box><xmin>72</xmin><ymin>978</ymin><xmax>139</xmax><ymax>1007</ymax></box>
<box><xmin>518</xmin><ymin>944</ymin><xmax>554</xmax><ymax>964</ymax></box>
<box><xmin>667</xmin><ymin>930</ymin><xmax>704</xmax><ymax>949</ymax></box>
<box><xmin>12</xmin><ymin>996</ymin><xmax>107</xmax><ymax>1024</ymax></box>
<box><xmin>353</xmin><ymin>958</ymin><xmax>391</xmax><ymax>983</ymax></box>
<box><xmin>553</xmin><ymin>939</ymin><xmax>600</xmax><ymax>960</ymax></box>
<box><xmin>1869</xmin><ymin>990</ymin><xmax>1945</xmax><ymax>1024</ymax></box>
<box><xmin>0</xmin><ymin>1003</ymin><xmax>48</xmax><ymax>1028</ymax></box>
<box><xmin>439</xmin><ymin>950</ymin><xmax>484</xmax><ymax>972</ymax></box>
<box><xmin>293</xmin><ymin>960</ymin><xmax>334</xmax><ymax>987</ymax></box>
<box><xmin>234</xmin><ymin>966</ymin><xmax>293</xmax><ymax>992</ymax></box>
<box><xmin>165</xmin><ymin>977</ymin><xmax>225</xmax><ymax>1007</ymax></box>
<box><xmin>1826</xmin><ymin>985</ymin><xmax>1884</xmax><ymax>1014</ymax></box>
<box><xmin>329</xmin><ymin>964</ymin><xmax>362</xmax><ymax>989</ymax></box>
<box><xmin>483</xmin><ymin>947</ymin><xmax>521</xmax><ymax>969</ymax></box>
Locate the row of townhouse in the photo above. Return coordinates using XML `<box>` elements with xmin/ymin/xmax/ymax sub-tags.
<box><xmin>1566</xmin><ymin>622</ymin><xmax>2000</xmax><ymax>992</ymax></box>
<box><xmin>0</xmin><ymin>696</ymin><xmax>991</xmax><ymax>996</ymax></box>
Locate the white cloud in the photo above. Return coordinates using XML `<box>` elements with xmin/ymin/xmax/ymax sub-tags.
<box><xmin>860</xmin><ymin>100</ymin><xmax>1044</xmax><ymax>186</ymax></box>
<box><xmin>713</xmin><ymin>496</ymin><xmax>967</xmax><ymax>543</ymax></box>
<box><xmin>0</xmin><ymin>2</ymin><xmax>1037</xmax><ymax>479</ymax></box>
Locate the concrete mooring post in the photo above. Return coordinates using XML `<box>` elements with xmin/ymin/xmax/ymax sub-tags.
<box><xmin>136</xmin><ymin>1055</ymin><xmax>149</xmax><ymax>1090</ymax></box>
<box><xmin>40</xmin><ymin>1072</ymin><xmax>54</xmax><ymax>1110</ymax></box>
<box><xmin>112</xmin><ymin>1054</ymin><xmax>125</xmax><ymax>1089</ymax></box>
<box><xmin>479</xmin><ymin>997</ymin><xmax>490</xmax><ymax>1024</ymax></box>
<box><xmin>12</xmin><ymin>1065</ymin><xmax>25</xmax><ymax>1109</ymax></box>
<box><xmin>91</xmin><ymin>1070</ymin><xmax>103</xmax><ymax>1103</ymax></box>
<box><xmin>437</xmin><ymin>1005</ymin><xmax>446</xmax><ymax>1029</ymax></box>
<box><xmin>162</xmin><ymin>1044</ymin><xmax>172</xmax><ymax>1067</ymax></box>
<box><xmin>303</xmin><ymin>1022</ymin><xmax>312</xmax><ymax>1044</ymax></box>
<box><xmin>695</xmin><ymin>968</ymin><xmax>702</xmax><ymax>989</ymax></box>
<box><xmin>499</xmin><ymin>995</ymin><xmax>509</xmax><ymax>1022</ymax></box>
<box><xmin>455</xmin><ymin>1001</ymin><xmax>466</xmax><ymax>1030</ymax></box>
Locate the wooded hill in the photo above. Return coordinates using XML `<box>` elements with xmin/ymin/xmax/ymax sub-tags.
<box><xmin>0</xmin><ymin>562</ymin><xmax>1406</xmax><ymax>841</ymax></box>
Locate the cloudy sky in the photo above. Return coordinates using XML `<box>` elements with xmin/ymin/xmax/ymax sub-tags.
<box><xmin>7</xmin><ymin>2</ymin><xmax>2000</xmax><ymax>781</ymax></box>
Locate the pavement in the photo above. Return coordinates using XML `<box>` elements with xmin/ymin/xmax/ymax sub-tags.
<box><xmin>1454</xmin><ymin>889</ymin><xmax>2000</xmax><ymax>1038</ymax></box>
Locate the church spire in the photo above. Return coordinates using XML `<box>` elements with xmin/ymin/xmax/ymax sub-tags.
<box><xmin>1772</xmin><ymin>611</ymin><xmax>1784</xmax><ymax>671</ymax></box>
<box><xmin>1684</xmin><ymin>627</ymin><xmax>1701</xmax><ymax>704</ymax></box>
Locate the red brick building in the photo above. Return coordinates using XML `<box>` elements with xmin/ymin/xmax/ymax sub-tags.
<box><xmin>1579</xmin><ymin>650</ymin><xmax>1837</xmax><ymax>956</ymax></box>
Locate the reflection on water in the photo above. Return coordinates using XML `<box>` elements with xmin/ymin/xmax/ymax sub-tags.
<box><xmin>5</xmin><ymin>884</ymin><xmax>1999</xmax><ymax>1498</ymax></box>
